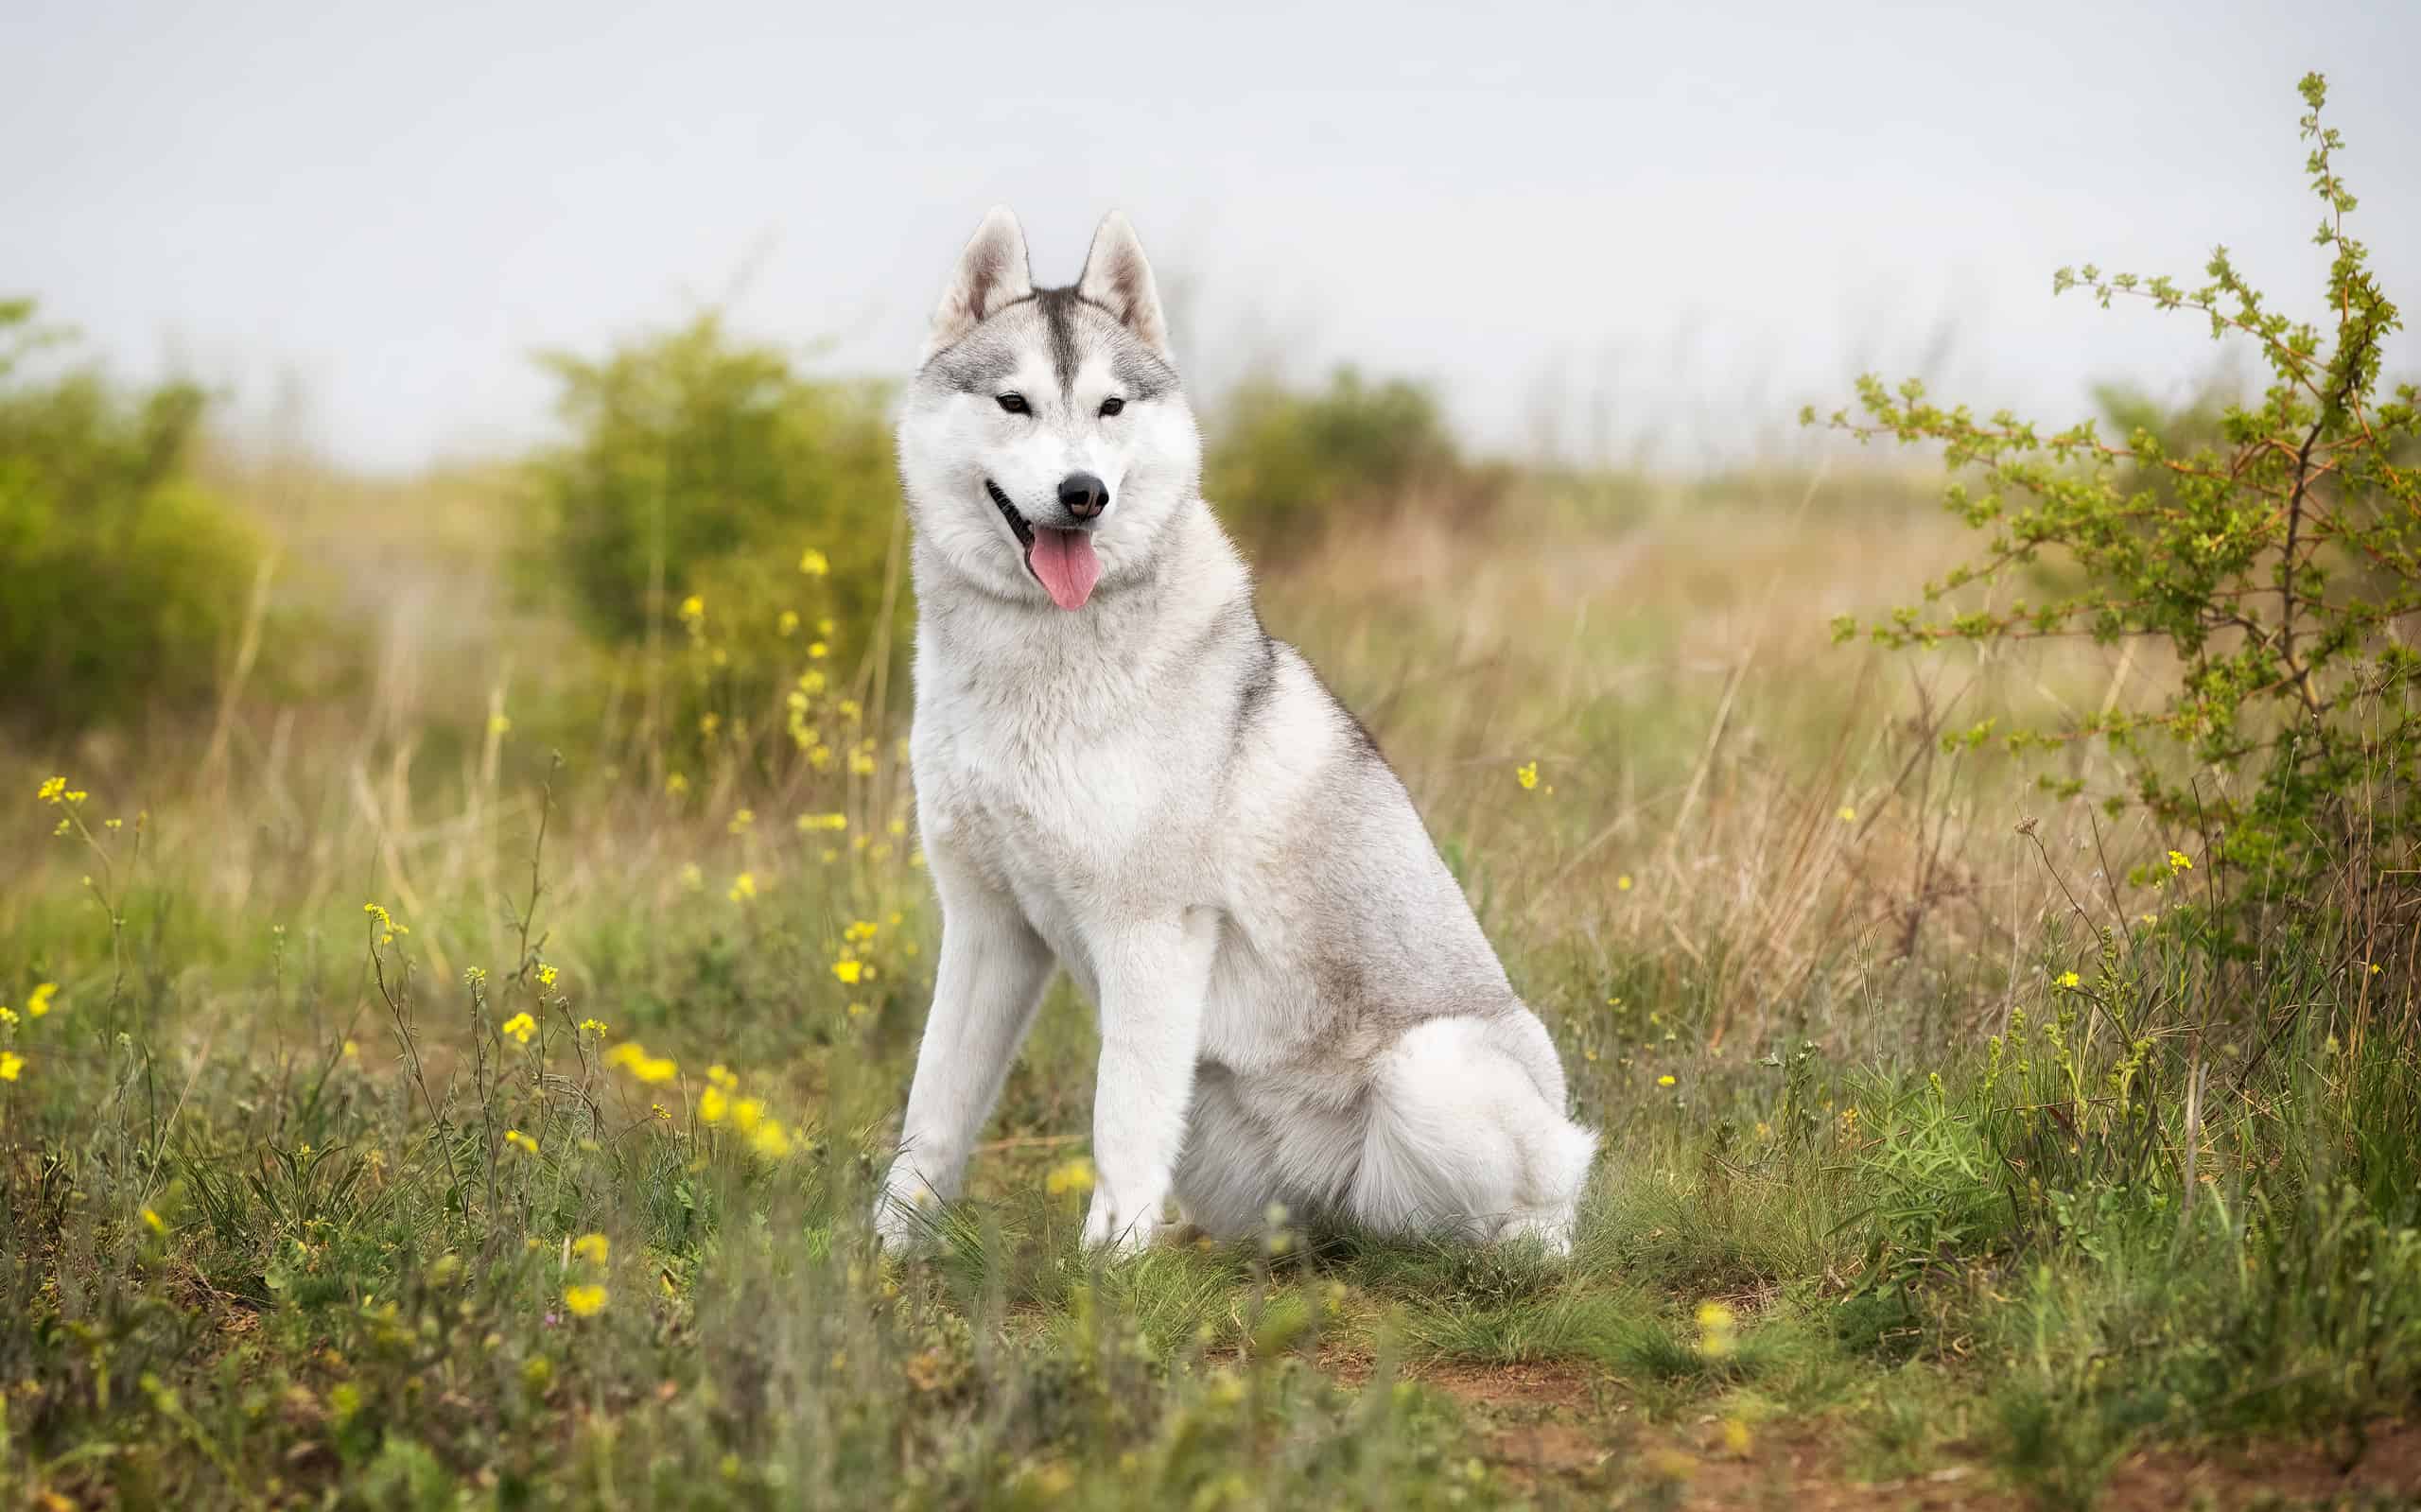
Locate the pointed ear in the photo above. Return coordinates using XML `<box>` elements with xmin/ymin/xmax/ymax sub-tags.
<box><xmin>924</xmin><ymin>207</ymin><xmax>1034</xmax><ymax>361</ymax></box>
<box><xmin>1075</xmin><ymin>210</ymin><xmax>1172</xmax><ymax>362</ymax></box>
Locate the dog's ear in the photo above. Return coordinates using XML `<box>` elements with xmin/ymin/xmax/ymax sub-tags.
<box><xmin>925</xmin><ymin>207</ymin><xmax>1034</xmax><ymax>361</ymax></box>
<box><xmin>1075</xmin><ymin>210</ymin><xmax>1172</xmax><ymax>363</ymax></box>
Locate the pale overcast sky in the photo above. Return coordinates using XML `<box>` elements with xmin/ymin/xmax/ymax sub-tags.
<box><xmin>6</xmin><ymin>0</ymin><xmax>2416</xmax><ymax>470</ymax></box>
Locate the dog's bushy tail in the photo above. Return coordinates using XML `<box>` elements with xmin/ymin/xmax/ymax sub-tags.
<box><xmin>1352</xmin><ymin>1013</ymin><xmax>1597</xmax><ymax>1252</ymax></box>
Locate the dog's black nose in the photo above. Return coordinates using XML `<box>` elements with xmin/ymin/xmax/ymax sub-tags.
<box><xmin>1058</xmin><ymin>472</ymin><xmax>1108</xmax><ymax>521</ymax></box>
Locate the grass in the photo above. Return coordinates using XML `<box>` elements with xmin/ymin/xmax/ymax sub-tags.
<box><xmin>3</xmin><ymin>454</ymin><xmax>2417</xmax><ymax>1509</ymax></box>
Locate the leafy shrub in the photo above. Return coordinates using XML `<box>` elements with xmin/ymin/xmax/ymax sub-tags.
<box><xmin>1205</xmin><ymin>367</ymin><xmax>1499</xmax><ymax>552</ymax></box>
<box><xmin>531</xmin><ymin>313</ymin><xmax>903</xmax><ymax>681</ymax></box>
<box><xmin>1813</xmin><ymin>74</ymin><xmax>2418</xmax><ymax>934</ymax></box>
<box><xmin>0</xmin><ymin>300</ymin><xmax>267</xmax><ymax>731</ymax></box>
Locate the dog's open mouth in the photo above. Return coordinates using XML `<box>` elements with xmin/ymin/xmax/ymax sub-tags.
<box><xmin>986</xmin><ymin>479</ymin><xmax>1100</xmax><ymax>612</ymax></box>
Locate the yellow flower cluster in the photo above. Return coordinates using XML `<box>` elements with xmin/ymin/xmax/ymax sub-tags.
<box><xmin>505</xmin><ymin>1129</ymin><xmax>539</xmax><ymax>1156</ymax></box>
<box><xmin>1696</xmin><ymin>1300</ymin><xmax>1738</xmax><ymax>1360</ymax></box>
<box><xmin>1515</xmin><ymin>761</ymin><xmax>1540</xmax><ymax>791</ymax></box>
<box><xmin>1045</xmin><ymin>1156</ymin><xmax>1096</xmax><ymax>1197</ymax></box>
<box><xmin>502</xmin><ymin>1012</ymin><xmax>537</xmax><ymax>1045</ymax></box>
<box><xmin>605</xmin><ymin>1042</ymin><xmax>679</xmax><ymax>1084</ymax></box>
<box><xmin>362</xmin><ymin>902</ymin><xmax>409</xmax><ymax>947</ymax></box>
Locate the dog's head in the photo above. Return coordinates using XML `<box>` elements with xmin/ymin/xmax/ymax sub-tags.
<box><xmin>897</xmin><ymin>209</ymin><xmax>1201</xmax><ymax>611</ymax></box>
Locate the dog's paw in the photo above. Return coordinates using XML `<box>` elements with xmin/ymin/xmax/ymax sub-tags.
<box><xmin>1080</xmin><ymin>1193</ymin><xmax>1163</xmax><ymax>1258</ymax></box>
<box><xmin>873</xmin><ymin>1181</ymin><xmax>943</xmax><ymax>1256</ymax></box>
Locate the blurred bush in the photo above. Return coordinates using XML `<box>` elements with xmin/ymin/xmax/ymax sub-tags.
<box><xmin>0</xmin><ymin>299</ymin><xmax>268</xmax><ymax>732</ymax></box>
<box><xmin>531</xmin><ymin>314</ymin><xmax>904</xmax><ymax>685</ymax></box>
<box><xmin>1205</xmin><ymin>366</ymin><xmax>1505</xmax><ymax>552</ymax></box>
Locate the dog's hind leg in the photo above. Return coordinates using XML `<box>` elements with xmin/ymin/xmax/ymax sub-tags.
<box><xmin>1170</xmin><ymin>1063</ymin><xmax>1283</xmax><ymax>1240</ymax></box>
<box><xmin>1348</xmin><ymin>1014</ymin><xmax>1597</xmax><ymax>1255</ymax></box>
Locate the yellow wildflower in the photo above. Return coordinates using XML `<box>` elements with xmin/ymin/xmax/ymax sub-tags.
<box><xmin>143</xmin><ymin>1208</ymin><xmax>168</xmax><ymax>1236</ymax></box>
<box><xmin>776</xmin><ymin>609</ymin><xmax>800</xmax><ymax>637</ymax></box>
<box><xmin>1515</xmin><ymin>761</ymin><xmax>1539</xmax><ymax>791</ymax></box>
<box><xmin>38</xmin><ymin>776</ymin><xmax>67</xmax><ymax>804</ymax></box>
<box><xmin>579</xmin><ymin>1017</ymin><xmax>607</xmax><ymax>1038</ymax></box>
<box><xmin>797</xmin><ymin>812</ymin><xmax>848</xmax><ymax>832</ymax></box>
<box><xmin>1046</xmin><ymin>1156</ymin><xmax>1096</xmax><ymax>1196</ymax></box>
<box><xmin>505</xmin><ymin>1129</ymin><xmax>538</xmax><ymax>1156</ymax></box>
<box><xmin>501</xmin><ymin>1012</ymin><xmax>536</xmax><ymax>1045</ymax></box>
<box><xmin>487</xmin><ymin>712</ymin><xmax>512</xmax><ymax>737</ymax></box>
<box><xmin>666</xmin><ymin>771</ymin><xmax>690</xmax><ymax>796</ymax></box>
<box><xmin>564</xmin><ymin>1283</ymin><xmax>607</xmax><ymax>1318</ymax></box>
<box><xmin>1837</xmin><ymin>806</ymin><xmax>1856</xmax><ymax>823</ymax></box>
<box><xmin>700</xmin><ymin>1086</ymin><xmax>729</xmax><ymax>1123</ymax></box>
<box><xmin>832</xmin><ymin>959</ymin><xmax>863</xmax><ymax>985</ymax></box>
<box><xmin>1696</xmin><ymin>1300</ymin><xmax>1737</xmax><ymax>1359</ymax></box>
<box><xmin>27</xmin><ymin>982</ymin><xmax>58</xmax><ymax>1017</ymax></box>
<box><xmin>2058</xmin><ymin>970</ymin><xmax>2081</xmax><ymax>989</ymax></box>
<box><xmin>748</xmin><ymin>1121</ymin><xmax>792</xmax><ymax>1160</ymax></box>
<box><xmin>636</xmin><ymin>1055</ymin><xmax>677</xmax><ymax>1084</ymax></box>
<box><xmin>678</xmin><ymin>594</ymin><xmax>705</xmax><ymax>623</ymax></box>
<box><xmin>2168</xmin><ymin>849</ymin><xmax>2193</xmax><ymax>871</ymax></box>
<box><xmin>808</xmin><ymin>641</ymin><xmax>829</xmax><ymax>660</ymax></box>
<box><xmin>798</xmin><ymin>547</ymin><xmax>829</xmax><ymax>577</ymax></box>
<box><xmin>728</xmin><ymin>871</ymin><xmax>758</xmax><ymax>903</ymax></box>
<box><xmin>1657</xmin><ymin>1073</ymin><xmax>1676</xmax><ymax>1087</ymax></box>
<box><xmin>571</xmin><ymin>1233</ymin><xmax>609</xmax><ymax>1265</ymax></box>
<box><xmin>535</xmin><ymin>964</ymin><xmax>559</xmax><ymax>989</ymax></box>
<box><xmin>796</xmin><ymin>669</ymin><xmax>827</xmax><ymax>695</ymax></box>
<box><xmin>730</xmin><ymin>1098</ymin><xmax>763</xmax><ymax>1133</ymax></box>
<box><xmin>1617</xmin><ymin>875</ymin><xmax>1634</xmax><ymax>892</ymax></box>
<box><xmin>728</xmin><ymin>808</ymin><xmax>755</xmax><ymax>834</ymax></box>
<box><xmin>707</xmin><ymin>1064</ymin><xmax>738</xmax><ymax>1089</ymax></box>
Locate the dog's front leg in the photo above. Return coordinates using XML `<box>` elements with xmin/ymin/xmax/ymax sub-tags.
<box><xmin>876</xmin><ymin>850</ymin><xmax>1056</xmax><ymax>1253</ymax></box>
<box><xmin>1082</xmin><ymin>909</ymin><xmax>1219</xmax><ymax>1255</ymax></box>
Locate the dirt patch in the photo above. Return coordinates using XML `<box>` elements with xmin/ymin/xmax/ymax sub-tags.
<box><xmin>1321</xmin><ymin>1354</ymin><xmax>2420</xmax><ymax>1509</ymax></box>
<box><xmin>2097</xmin><ymin>1419</ymin><xmax>2421</xmax><ymax>1511</ymax></box>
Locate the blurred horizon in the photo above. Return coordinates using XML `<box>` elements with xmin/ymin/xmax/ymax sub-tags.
<box><xmin>7</xmin><ymin>0</ymin><xmax>2418</xmax><ymax>474</ymax></box>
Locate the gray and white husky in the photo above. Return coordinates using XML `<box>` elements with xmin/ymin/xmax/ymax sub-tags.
<box><xmin>876</xmin><ymin>208</ymin><xmax>1596</xmax><ymax>1256</ymax></box>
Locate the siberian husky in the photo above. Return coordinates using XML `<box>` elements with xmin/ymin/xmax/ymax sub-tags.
<box><xmin>877</xmin><ymin>209</ymin><xmax>1596</xmax><ymax>1255</ymax></box>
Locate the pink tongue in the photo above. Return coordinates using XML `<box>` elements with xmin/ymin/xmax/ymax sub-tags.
<box><xmin>1027</xmin><ymin>528</ymin><xmax>1101</xmax><ymax>611</ymax></box>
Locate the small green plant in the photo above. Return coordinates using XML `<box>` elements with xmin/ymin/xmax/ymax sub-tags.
<box><xmin>1206</xmin><ymin>366</ymin><xmax>1492</xmax><ymax>549</ymax></box>
<box><xmin>0</xmin><ymin>300</ymin><xmax>269</xmax><ymax>731</ymax></box>
<box><xmin>531</xmin><ymin>312</ymin><xmax>904</xmax><ymax>705</ymax></box>
<box><xmin>1812</xmin><ymin>73</ymin><xmax>2417</xmax><ymax>931</ymax></box>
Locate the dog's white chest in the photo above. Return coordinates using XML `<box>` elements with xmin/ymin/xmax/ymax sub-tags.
<box><xmin>916</xmin><ymin>699</ymin><xmax>1210</xmax><ymax>959</ymax></box>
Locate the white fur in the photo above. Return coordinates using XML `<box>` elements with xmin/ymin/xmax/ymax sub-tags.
<box><xmin>877</xmin><ymin>210</ymin><xmax>1596</xmax><ymax>1257</ymax></box>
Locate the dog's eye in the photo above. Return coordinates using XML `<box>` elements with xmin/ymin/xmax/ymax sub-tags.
<box><xmin>996</xmin><ymin>393</ymin><xmax>1029</xmax><ymax>415</ymax></box>
<box><xmin>1098</xmin><ymin>395</ymin><xmax>1125</xmax><ymax>418</ymax></box>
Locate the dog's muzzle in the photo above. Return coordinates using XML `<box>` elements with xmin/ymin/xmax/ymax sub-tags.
<box><xmin>984</xmin><ymin>478</ymin><xmax>1035</xmax><ymax>549</ymax></box>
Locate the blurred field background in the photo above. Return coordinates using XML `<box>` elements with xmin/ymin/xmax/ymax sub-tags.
<box><xmin>6</xmin><ymin>7</ymin><xmax>2421</xmax><ymax>1508</ymax></box>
